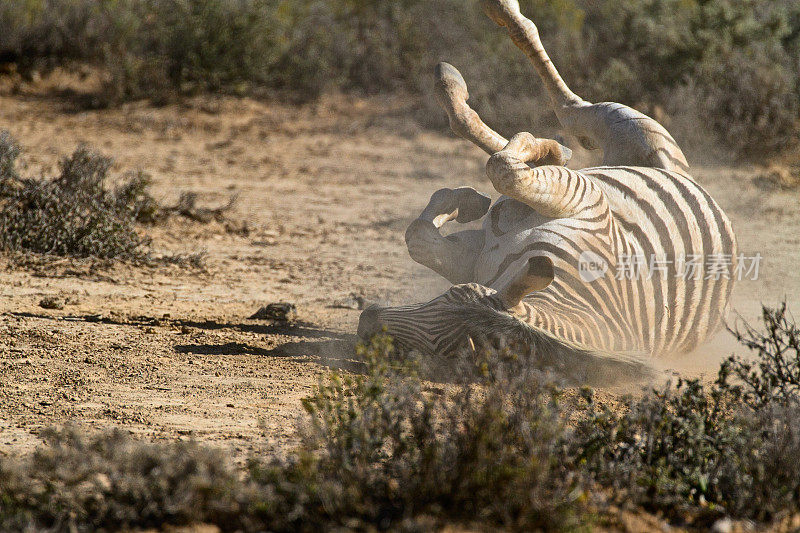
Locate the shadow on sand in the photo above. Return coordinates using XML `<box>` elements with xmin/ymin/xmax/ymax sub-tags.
<box><xmin>5</xmin><ymin>310</ymin><xmax>364</xmax><ymax>373</ymax></box>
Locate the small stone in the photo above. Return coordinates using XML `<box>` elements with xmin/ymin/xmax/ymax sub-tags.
<box><xmin>38</xmin><ymin>296</ymin><xmax>64</xmax><ymax>310</ymax></box>
<box><xmin>331</xmin><ymin>293</ymin><xmax>367</xmax><ymax>310</ymax></box>
<box><xmin>249</xmin><ymin>302</ymin><xmax>297</xmax><ymax>322</ymax></box>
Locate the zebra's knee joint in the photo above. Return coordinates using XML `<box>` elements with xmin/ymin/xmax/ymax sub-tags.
<box><xmin>487</xmin><ymin>151</ymin><xmax>527</xmax><ymax>194</ymax></box>
<box><xmin>405</xmin><ymin>218</ymin><xmax>440</xmax><ymax>264</ymax></box>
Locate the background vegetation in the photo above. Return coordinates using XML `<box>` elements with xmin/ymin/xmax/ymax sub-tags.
<box><xmin>1</xmin><ymin>0</ymin><xmax>799</xmax><ymax>159</ymax></box>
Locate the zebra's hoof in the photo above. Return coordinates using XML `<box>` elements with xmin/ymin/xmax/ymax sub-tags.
<box><xmin>558</xmin><ymin>144</ymin><xmax>573</xmax><ymax>164</ymax></box>
<box><xmin>454</xmin><ymin>187</ymin><xmax>492</xmax><ymax>223</ymax></box>
<box><xmin>480</xmin><ymin>0</ymin><xmax>521</xmax><ymax>26</ymax></box>
<box><xmin>434</xmin><ymin>62</ymin><xmax>469</xmax><ymax>109</ymax></box>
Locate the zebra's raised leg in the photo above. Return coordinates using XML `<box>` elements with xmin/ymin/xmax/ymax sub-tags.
<box><xmin>434</xmin><ymin>62</ymin><xmax>507</xmax><ymax>155</ymax></box>
<box><xmin>480</xmin><ymin>0</ymin><xmax>690</xmax><ymax>173</ymax></box>
<box><xmin>405</xmin><ymin>187</ymin><xmax>491</xmax><ymax>284</ymax></box>
<box><xmin>486</xmin><ymin>132</ymin><xmax>604</xmax><ymax>219</ymax></box>
<box><xmin>435</xmin><ymin>61</ymin><xmax>574</xmax><ymax>166</ymax></box>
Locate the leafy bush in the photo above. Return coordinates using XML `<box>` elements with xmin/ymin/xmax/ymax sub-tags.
<box><xmin>578</xmin><ymin>0</ymin><xmax>800</xmax><ymax>157</ymax></box>
<box><xmin>0</xmin><ymin>427</ymin><xmax>252</xmax><ymax>531</ymax></box>
<box><xmin>576</xmin><ymin>303</ymin><xmax>800</xmax><ymax>523</ymax></box>
<box><xmin>720</xmin><ymin>302</ymin><xmax>800</xmax><ymax>409</ymax></box>
<box><xmin>696</xmin><ymin>48</ymin><xmax>799</xmax><ymax>157</ymax></box>
<box><xmin>291</xmin><ymin>334</ymin><xmax>588</xmax><ymax>530</ymax></box>
<box><xmin>0</xmin><ymin>131</ymin><xmax>241</xmax><ymax>263</ymax></box>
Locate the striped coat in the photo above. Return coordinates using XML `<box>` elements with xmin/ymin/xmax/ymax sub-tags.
<box><xmin>474</xmin><ymin>165</ymin><xmax>736</xmax><ymax>355</ymax></box>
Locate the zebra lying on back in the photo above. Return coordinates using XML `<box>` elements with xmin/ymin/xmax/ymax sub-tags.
<box><xmin>358</xmin><ymin>0</ymin><xmax>736</xmax><ymax>379</ymax></box>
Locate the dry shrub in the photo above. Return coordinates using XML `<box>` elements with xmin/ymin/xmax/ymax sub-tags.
<box><xmin>0</xmin><ymin>131</ymin><xmax>236</xmax><ymax>264</ymax></box>
<box><xmin>2</xmin><ymin>305</ymin><xmax>800</xmax><ymax>530</ymax></box>
<box><xmin>0</xmin><ymin>133</ymin><xmax>151</xmax><ymax>260</ymax></box>
<box><xmin>2</xmin><ymin>0</ymin><xmax>799</xmax><ymax>158</ymax></box>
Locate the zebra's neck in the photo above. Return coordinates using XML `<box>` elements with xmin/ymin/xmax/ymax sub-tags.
<box><xmin>518</xmin><ymin>285</ymin><xmax>639</xmax><ymax>354</ymax></box>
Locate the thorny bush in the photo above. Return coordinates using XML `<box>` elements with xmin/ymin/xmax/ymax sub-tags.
<box><xmin>0</xmin><ymin>131</ymin><xmax>152</xmax><ymax>259</ymax></box>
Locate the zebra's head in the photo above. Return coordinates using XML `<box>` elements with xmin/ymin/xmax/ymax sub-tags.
<box><xmin>357</xmin><ymin>256</ymin><xmax>554</xmax><ymax>356</ymax></box>
<box><xmin>356</xmin><ymin>255</ymin><xmax>655</xmax><ymax>384</ymax></box>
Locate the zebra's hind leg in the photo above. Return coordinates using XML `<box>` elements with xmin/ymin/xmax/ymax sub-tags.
<box><xmin>405</xmin><ymin>187</ymin><xmax>490</xmax><ymax>285</ymax></box>
<box><xmin>481</xmin><ymin>0</ymin><xmax>689</xmax><ymax>173</ymax></box>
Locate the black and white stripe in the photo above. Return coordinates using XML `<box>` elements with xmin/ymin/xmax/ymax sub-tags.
<box><xmin>476</xmin><ymin>165</ymin><xmax>735</xmax><ymax>355</ymax></box>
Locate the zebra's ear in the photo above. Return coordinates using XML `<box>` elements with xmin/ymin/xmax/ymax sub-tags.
<box><xmin>496</xmin><ymin>255</ymin><xmax>554</xmax><ymax>309</ymax></box>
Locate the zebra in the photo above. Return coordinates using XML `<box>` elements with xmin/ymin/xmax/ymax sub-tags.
<box><xmin>358</xmin><ymin>0</ymin><xmax>736</xmax><ymax>379</ymax></box>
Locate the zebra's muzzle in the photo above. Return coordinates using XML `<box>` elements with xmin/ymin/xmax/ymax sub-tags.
<box><xmin>357</xmin><ymin>301</ymin><xmax>438</xmax><ymax>354</ymax></box>
<box><xmin>357</xmin><ymin>304</ymin><xmax>385</xmax><ymax>340</ymax></box>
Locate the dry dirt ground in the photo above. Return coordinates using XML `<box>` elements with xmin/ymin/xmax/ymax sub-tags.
<box><xmin>0</xmin><ymin>78</ymin><xmax>798</xmax><ymax>465</ymax></box>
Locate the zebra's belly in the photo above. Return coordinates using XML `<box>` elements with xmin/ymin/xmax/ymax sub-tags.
<box><xmin>473</xmin><ymin>221</ymin><xmax>587</xmax><ymax>290</ymax></box>
<box><xmin>474</xmin><ymin>197</ymin><xmax>562</xmax><ymax>287</ymax></box>
<box><xmin>473</xmin><ymin>230</ymin><xmax>534</xmax><ymax>287</ymax></box>
<box><xmin>469</xmin><ymin>167</ymin><xmax>736</xmax><ymax>356</ymax></box>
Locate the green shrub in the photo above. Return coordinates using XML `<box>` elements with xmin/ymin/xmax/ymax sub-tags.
<box><xmin>0</xmin><ymin>132</ymin><xmax>239</xmax><ymax>263</ymax></box>
<box><xmin>576</xmin><ymin>303</ymin><xmax>800</xmax><ymax>523</ymax></box>
<box><xmin>576</xmin><ymin>381</ymin><xmax>800</xmax><ymax>523</ymax></box>
<box><xmin>0</xmin><ymin>427</ymin><xmax>249</xmax><ymax>531</ymax></box>
<box><xmin>720</xmin><ymin>302</ymin><xmax>800</xmax><ymax>409</ymax></box>
<box><xmin>291</xmin><ymin>334</ymin><xmax>588</xmax><ymax>530</ymax></box>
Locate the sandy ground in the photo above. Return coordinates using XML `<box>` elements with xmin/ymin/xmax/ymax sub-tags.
<box><xmin>0</xmin><ymin>80</ymin><xmax>798</xmax><ymax>460</ymax></box>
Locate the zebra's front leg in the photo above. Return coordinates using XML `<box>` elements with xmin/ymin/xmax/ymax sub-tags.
<box><xmin>434</xmin><ymin>61</ymin><xmax>572</xmax><ymax>167</ymax></box>
<box><xmin>405</xmin><ymin>187</ymin><xmax>490</xmax><ymax>284</ymax></box>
